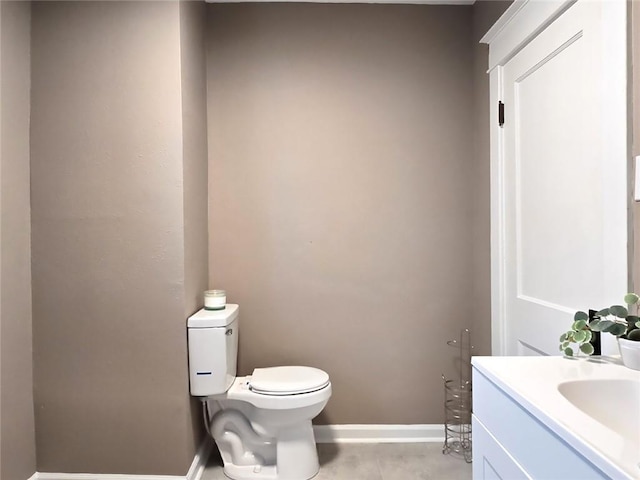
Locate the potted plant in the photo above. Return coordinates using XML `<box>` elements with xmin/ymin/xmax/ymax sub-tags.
<box><xmin>560</xmin><ymin>293</ymin><xmax>640</xmax><ymax>370</ymax></box>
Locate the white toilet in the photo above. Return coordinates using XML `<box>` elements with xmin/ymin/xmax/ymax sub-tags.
<box><xmin>187</xmin><ymin>304</ymin><xmax>332</xmax><ymax>480</ymax></box>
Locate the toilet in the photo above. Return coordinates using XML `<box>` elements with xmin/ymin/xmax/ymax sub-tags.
<box><xmin>187</xmin><ymin>304</ymin><xmax>332</xmax><ymax>480</ymax></box>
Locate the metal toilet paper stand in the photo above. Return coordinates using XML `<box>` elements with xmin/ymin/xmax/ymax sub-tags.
<box><xmin>442</xmin><ymin>328</ymin><xmax>473</xmax><ymax>463</ymax></box>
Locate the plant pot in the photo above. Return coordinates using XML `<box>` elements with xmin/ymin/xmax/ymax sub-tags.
<box><xmin>618</xmin><ymin>337</ymin><xmax>640</xmax><ymax>370</ymax></box>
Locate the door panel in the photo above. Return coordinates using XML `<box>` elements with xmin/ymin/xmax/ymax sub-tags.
<box><xmin>501</xmin><ymin>0</ymin><xmax>627</xmax><ymax>356</ymax></box>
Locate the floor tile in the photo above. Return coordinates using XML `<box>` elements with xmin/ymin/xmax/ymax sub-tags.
<box><xmin>373</xmin><ymin>442</ymin><xmax>439</xmax><ymax>456</ymax></box>
<box><xmin>200</xmin><ymin>442</ymin><xmax>472</xmax><ymax>480</ymax></box>
<box><xmin>316</xmin><ymin>443</ymin><xmax>383</xmax><ymax>480</ymax></box>
<box><xmin>376</xmin><ymin>454</ymin><xmax>433</xmax><ymax>480</ymax></box>
<box><xmin>318</xmin><ymin>442</ymin><xmax>380</xmax><ymax>459</ymax></box>
<box><xmin>200</xmin><ymin>448</ymin><xmax>226</xmax><ymax>480</ymax></box>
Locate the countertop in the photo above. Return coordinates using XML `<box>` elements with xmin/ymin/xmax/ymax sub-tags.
<box><xmin>472</xmin><ymin>355</ymin><xmax>640</xmax><ymax>480</ymax></box>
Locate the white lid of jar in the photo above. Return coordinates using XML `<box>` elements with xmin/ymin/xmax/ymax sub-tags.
<box><xmin>188</xmin><ymin>304</ymin><xmax>238</xmax><ymax>328</ymax></box>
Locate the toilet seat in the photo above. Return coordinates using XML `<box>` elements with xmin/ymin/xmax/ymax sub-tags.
<box><xmin>224</xmin><ymin>374</ymin><xmax>332</xmax><ymax>410</ymax></box>
<box><xmin>249</xmin><ymin>366</ymin><xmax>330</xmax><ymax>396</ymax></box>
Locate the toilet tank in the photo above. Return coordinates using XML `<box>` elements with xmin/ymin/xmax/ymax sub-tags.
<box><xmin>187</xmin><ymin>304</ymin><xmax>239</xmax><ymax>396</ymax></box>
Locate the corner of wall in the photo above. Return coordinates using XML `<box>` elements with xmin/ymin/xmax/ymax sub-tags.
<box><xmin>0</xmin><ymin>1</ymin><xmax>37</xmax><ymax>478</ymax></box>
<box><xmin>179</xmin><ymin>0</ymin><xmax>210</xmax><ymax>461</ymax></box>
<box><xmin>30</xmin><ymin>2</ymin><xmax>198</xmax><ymax>475</ymax></box>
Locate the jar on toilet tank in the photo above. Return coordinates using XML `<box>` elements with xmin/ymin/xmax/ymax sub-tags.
<box><xmin>204</xmin><ymin>290</ymin><xmax>226</xmax><ymax>310</ymax></box>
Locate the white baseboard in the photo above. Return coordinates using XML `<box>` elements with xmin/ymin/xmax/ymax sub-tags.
<box><xmin>36</xmin><ymin>474</ymin><xmax>185</xmax><ymax>480</ymax></box>
<box><xmin>313</xmin><ymin>424</ymin><xmax>445</xmax><ymax>443</ymax></box>
<box><xmin>186</xmin><ymin>436</ymin><xmax>214</xmax><ymax>480</ymax></box>
<box><xmin>28</xmin><ymin>425</ymin><xmax>443</xmax><ymax>479</ymax></box>
<box><xmin>31</xmin><ymin>436</ymin><xmax>214</xmax><ymax>480</ymax></box>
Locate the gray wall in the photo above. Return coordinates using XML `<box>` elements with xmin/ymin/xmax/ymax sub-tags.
<box><xmin>30</xmin><ymin>1</ymin><xmax>207</xmax><ymax>474</ymax></box>
<box><xmin>0</xmin><ymin>0</ymin><xmax>511</xmax><ymax>474</ymax></box>
<box><xmin>1</xmin><ymin>0</ymin><xmax>2</xmax><ymax>461</ymax></box>
<box><xmin>1</xmin><ymin>2</ymin><xmax>37</xmax><ymax>479</ymax></box>
<box><xmin>206</xmin><ymin>4</ymin><xmax>476</xmax><ymax>424</ymax></box>
<box><xmin>179</xmin><ymin>0</ymin><xmax>210</xmax><ymax>451</ymax></box>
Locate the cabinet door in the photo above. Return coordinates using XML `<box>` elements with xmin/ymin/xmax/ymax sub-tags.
<box><xmin>499</xmin><ymin>0</ymin><xmax>627</xmax><ymax>356</ymax></box>
<box><xmin>472</xmin><ymin>416</ymin><xmax>531</xmax><ymax>480</ymax></box>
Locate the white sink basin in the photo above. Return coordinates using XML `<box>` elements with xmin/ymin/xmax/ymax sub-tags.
<box><xmin>558</xmin><ymin>379</ymin><xmax>640</xmax><ymax>443</ymax></box>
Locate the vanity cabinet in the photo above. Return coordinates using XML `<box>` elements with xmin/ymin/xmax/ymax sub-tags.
<box><xmin>472</xmin><ymin>367</ymin><xmax>610</xmax><ymax>480</ymax></box>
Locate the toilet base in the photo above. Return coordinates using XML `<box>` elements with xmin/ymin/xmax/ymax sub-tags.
<box><xmin>222</xmin><ymin>464</ymin><xmax>278</xmax><ymax>480</ymax></box>
<box><xmin>274</xmin><ymin>421</ymin><xmax>319</xmax><ymax>480</ymax></box>
<box><xmin>209</xmin><ymin>379</ymin><xmax>330</xmax><ymax>480</ymax></box>
<box><xmin>222</xmin><ymin>455</ymin><xmax>319</xmax><ymax>480</ymax></box>
<box><xmin>217</xmin><ymin>420</ymin><xmax>320</xmax><ymax>480</ymax></box>
<box><xmin>222</xmin><ymin>465</ymin><xmax>319</xmax><ymax>480</ymax></box>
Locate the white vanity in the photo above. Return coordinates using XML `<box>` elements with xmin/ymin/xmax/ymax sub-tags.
<box><xmin>472</xmin><ymin>356</ymin><xmax>640</xmax><ymax>480</ymax></box>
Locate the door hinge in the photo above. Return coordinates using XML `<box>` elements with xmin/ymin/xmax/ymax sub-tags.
<box><xmin>498</xmin><ymin>101</ymin><xmax>505</xmax><ymax>127</ymax></box>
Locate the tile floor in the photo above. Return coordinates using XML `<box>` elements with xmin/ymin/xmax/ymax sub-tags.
<box><xmin>201</xmin><ymin>443</ymin><xmax>472</xmax><ymax>480</ymax></box>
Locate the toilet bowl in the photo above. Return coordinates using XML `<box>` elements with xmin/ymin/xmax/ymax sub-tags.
<box><xmin>210</xmin><ymin>368</ymin><xmax>331</xmax><ymax>480</ymax></box>
<box><xmin>187</xmin><ymin>306</ymin><xmax>332</xmax><ymax>480</ymax></box>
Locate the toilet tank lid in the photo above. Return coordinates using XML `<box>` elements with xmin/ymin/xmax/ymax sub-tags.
<box><xmin>187</xmin><ymin>304</ymin><xmax>239</xmax><ymax>328</ymax></box>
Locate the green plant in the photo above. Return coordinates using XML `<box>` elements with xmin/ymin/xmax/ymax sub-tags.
<box><xmin>560</xmin><ymin>293</ymin><xmax>640</xmax><ymax>357</ymax></box>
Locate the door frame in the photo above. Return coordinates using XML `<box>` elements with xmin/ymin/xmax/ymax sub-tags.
<box><xmin>481</xmin><ymin>0</ymin><xmax>629</xmax><ymax>355</ymax></box>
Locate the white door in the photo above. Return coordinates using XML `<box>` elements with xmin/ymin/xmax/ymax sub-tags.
<box><xmin>495</xmin><ymin>0</ymin><xmax>627</xmax><ymax>356</ymax></box>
